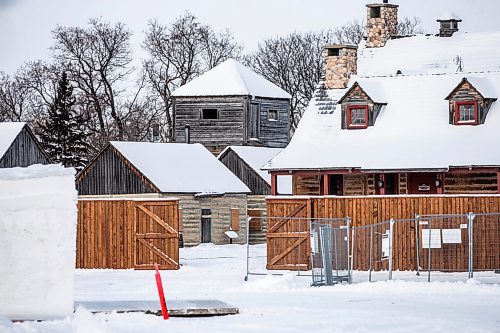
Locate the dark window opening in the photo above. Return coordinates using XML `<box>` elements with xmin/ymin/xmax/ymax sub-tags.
<box><xmin>370</xmin><ymin>7</ymin><xmax>381</xmax><ymax>18</ymax></box>
<box><xmin>385</xmin><ymin>174</ymin><xmax>398</xmax><ymax>195</ymax></box>
<box><xmin>201</xmin><ymin>208</ymin><xmax>211</xmax><ymax>216</ymax></box>
<box><xmin>327</xmin><ymin>48</ymin><xmax>340</xmax><ymax>57</ymax></box>
<box><xmin>202</xmin><ymin>108</ymin><xmax>218</xmax><ymax>120</ymax></box>
<box><xmin>268</xmin><ymin>110</ymin><xmax>279</xmax><ymax>121</ymax></box>
<box><xmin>201</xmin><ymin>217</ymin><xmax>211</xmax><ymax>243</ymax></box>
<box><xmin>320</xmin><ymin>175</ymin><xmax>343</xmax><ymax>196</ymax></box>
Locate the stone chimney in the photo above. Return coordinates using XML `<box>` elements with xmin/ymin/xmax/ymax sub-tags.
<box><xmin>365</xmin><ymin>2</ymin><xmax>399</xmax><ymax>48</ymax></box>
<box><xmin>437</xmin><ymin>12</ymin><xmax>462</xmax><ymax>37</ymax></box>
<box><xmin>323</xmin><ymin>45</ymin><xmax>357</xmax><ymax>89</ymax></box>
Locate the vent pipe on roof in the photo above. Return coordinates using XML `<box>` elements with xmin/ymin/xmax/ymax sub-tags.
<box><xmin>184</xmin><ymin>124</ymin><xmax>191</xmax><ymax>144</ymax></box>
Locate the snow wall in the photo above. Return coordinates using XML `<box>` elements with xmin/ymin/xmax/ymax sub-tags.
<box><xmin>0</xmin><ymin>164</ymin><xmax>77</xmax><ymax>320</ymax></box>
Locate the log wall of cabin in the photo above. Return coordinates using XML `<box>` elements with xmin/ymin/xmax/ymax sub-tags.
<box><xmin>173</xmin><ymin>96</ymin><xmax>247</xmax><ymax>153</ymax></box>
<box><xmin>448</xmin><ymin>81</ymin><xmax>490</xmax><ymax>124</ymax></box>
<box><xmin>444</xmin><ymin>172</ymin><xmax>498</xmax><ymax>194</ymax></box>
<box><xmin>293</xmin><ymin>175</ymin><xmax>321</xmax><ymax>195</ymax></box>
<box><xmin>343</xmin><ymin>174</ymin><xmax>365</xmax><ymax>195</ymax></box>
<box><xmin>0</xmin><ymin>128</ymin><xmax>50</xmax><ymax>168</ymax></box>
<box><xmin>170</xmin><ymin>193</ymin><xmax>247</xmax><ymax>246</ymax></box>
<box><xmin>219</xmin><ymin>149</ymin><xmax>270</xmax><ymax>195</ymax></box>
<box><xmin>247</xmin><ymin>195</ymin><xmax>267</xmax><ymax>244</ymax></box>
<box><xmin>76</xmin><ymin>147</ymin><xmax>157</xmax><ymax>195</ymax></box>
<box><xmin>399</xmin><ymin>173</ymin><xmax>408</xmax><ymax>194</ymax></box>
<box><xmin>253</xmin><ymin>97</ymin><xmax>289</xmax><ymax>148</ymax></box>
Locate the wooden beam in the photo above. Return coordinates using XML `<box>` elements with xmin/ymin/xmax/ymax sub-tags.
<box><xmin>271</xmin><ymin>173</ymin><xmax>278</xmax><ymax>195</ymax></box>
<box><xmin>497</xmin><ymin>172</ymin><xmax>500</xmax><ymax>194</ymax></box>
<box><xmin>379</xmin><ymin>174</ymin><xmax>386</xmax><ymax>195</ymax></box>
<box><xmin>437</xmin><ymin>173</ymin><xmax>445</xmax><ymax>194</ymax></box>
<box><xmin>322</xmin><ymin>174</ymin><xmax>330</xmax><ymax>195</ymax></box>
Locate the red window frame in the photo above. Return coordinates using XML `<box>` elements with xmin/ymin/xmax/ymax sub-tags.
<box><xmin>347</xmin><ymin>105</ymin><xmax>369</xmax><ymax>129</ymax></box>
<box><xmin>454</xmin><ymin>101</ymin><xmax>478</xmax><ymax>125</ymax></box>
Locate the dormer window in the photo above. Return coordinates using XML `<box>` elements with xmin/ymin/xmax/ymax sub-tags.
<box><xmin>347</xmin><ymin>105</ymin><xmax>369</xmax><ymax>129</ymax></box>
<box><xmin>454</xmin><ymin>101</ymin><xmax>478</xmax><ymax>125</ymax></box>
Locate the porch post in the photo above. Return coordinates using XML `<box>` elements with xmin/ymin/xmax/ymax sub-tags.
<box><xmin>437</xmin><ymin>173</ymin><xmax>445</xmax><ymax>195</ymax></box>
<box><xmin>379</xmin><ymin>174</ymin><xmax>386</xmax><ymax>195</ymax></box>
<box><xmin>497</xmin><ymin>172</ymin><xmax>500</xmax><ymax>194</ymax></box>
<box><xmin>322</xmin><ymin>174</ymin><xmax>330</xmax><ymax>195</ymax></box>
<box><xmin>271</xmin><ymin>173</ymin><xmax>278</xmax><ymax>196</ymax></box>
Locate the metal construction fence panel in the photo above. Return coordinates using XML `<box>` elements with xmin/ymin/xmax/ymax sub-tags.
<box><xmin>310</xmin><ymin>218</ymin><xmax>350</xmax><ymax>286</ymax></box>
<box><xmin>246</xmin><ymin>211</ymin><xmax>500</xmax><ymax>284</ymax></box>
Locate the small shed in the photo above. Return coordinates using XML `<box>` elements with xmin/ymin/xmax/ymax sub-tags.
<box><xmin>0</xmin><ymin>122</ymin><xmax>50</xmax><ymax>168</ymax></box>
<box><xmin>218</xmin><ymin>145</ymin><xmax>292</xmax><ymax>243</ymax></box>
<box><xmin>77</xmin><ymin>142</ymin><xmax>250</xmax><ymax>246</ymax></box>
<box><xmin>172</xmin><ymin>59</ymin><xmax>291</xmax><ymax>154</ymax></box>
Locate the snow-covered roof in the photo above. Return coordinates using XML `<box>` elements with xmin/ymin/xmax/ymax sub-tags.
<box><xmin>264</xmin><ymin>72</ymin><xmax>500</xmax><ymax>171</ymax></box>
<box><xmin>0</xmin><ymin>122</ymin><xmax>25</xmax><ymax>160</ymax></box>
<box><xmin>218</xmin><ymin>146</ymin><xmax>292</xmax><ymax>194</ymax></box>
<box><xmin>357</xmin><ymin>32</ymin><xmax>500</xmax><ymax>77</ymax></box>
<box><xmin>437</xmin><ymin>11</ymin><xmax>462</xmax><ymax>21</ymax></box>
<box><xmin>111</xmin><ymin>142</ymin><xmax>250</xmax><ymax>194</ymax></box>
<box><xmin>171</xmin><ymin>59</ymin><xmax>291</xmax><ymax>99</ymax></box>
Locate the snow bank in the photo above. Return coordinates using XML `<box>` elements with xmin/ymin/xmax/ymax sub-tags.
<box><xmin>0</xmin><ymin>164</ymin><xmax>78</xmax><ymax>320</ymax></box>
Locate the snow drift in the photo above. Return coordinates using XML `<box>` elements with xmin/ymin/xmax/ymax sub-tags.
<box><xmin>0</xmin><ymin>164</ymin><xmax>78</xmax><ymax>320</ymax></box>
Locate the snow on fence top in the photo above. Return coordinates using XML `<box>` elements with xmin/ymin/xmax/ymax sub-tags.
<box><xmin>171</xmin><ymin>59</ymin><xmax>291</xmax><ymax>99</ymax></box>
<box><xmin>0</xmin><ymin>122</ymin><xmax>25</xmax><ymax>159</ymax></box>
<box><xmin>264</xmin><ymin>72</ymin><xmax>500</xmax><ymax>171</ymax></box>
<box><xmin>218</xmin><ymin>146</ymin><xmax>292</xmax><ymax>194</ymax></box>
<box><xmin>111</xmin><ymin>141</ymin><xmax>250</xmax><ymax>194</ymax></box>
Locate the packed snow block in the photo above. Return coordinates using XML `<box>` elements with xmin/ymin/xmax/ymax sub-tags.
<box><xmin>0</xmin><ymin>164</ymin><xmax>77</xmax><ymax>320</ymax></box>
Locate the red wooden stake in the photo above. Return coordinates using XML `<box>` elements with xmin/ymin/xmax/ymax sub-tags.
<box><xmin>154</xmin><ymin>263</ymin><xmax>169</xmax><ymax>320</ymax></box>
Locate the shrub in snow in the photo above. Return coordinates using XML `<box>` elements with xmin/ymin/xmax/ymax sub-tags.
<box><xmin>0</xmin><ymin>164</ymin><xmax>77</xmax><ymax>320</ymax></box>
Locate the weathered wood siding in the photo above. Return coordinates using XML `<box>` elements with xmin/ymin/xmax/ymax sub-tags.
<box><xmin>340</xmin><ymin>85</ymin><xmax>379</xmax><ymax>128</ymax></box>
<box><xmin>0</xmin><ymin>127</ymin><xmax>50</xmax><ymax>168</ymax></box>
<box><xmin>445</xmin><ymin>172</ymin><xmax>498</xmax><ymax>194</ymax></box>
<box><xmin>173</xmin><ymin>193</ymin><xmax>247</xmax><ymax>246</ymax></box>
<box><xmin>267</xmin><ymin>196</ymin><xmax>500</xmax><ymax>271</ymax></box>
<box><xmin>76</xmin><ymin>146</ymin><xmax>158</xmax><ymax>195</ymax></box>
<box><xmin>173</xmin><ymin>95</ymin><xmax>289</xmax><ymax>153</ymax></box>
<box><xmin>77</xmin><ymin>199</ymin><xmax>180</xmax><ymax>270</ymax></box>
<box><xmin>173</xmin><ymin>96</ymin><xmax>247</xmax><ymax>153</ymax></box>
<box><xmin>293</xmin><ymin>175</ymin><xmax>321</xmax><ymax>195</ymax></box>
<box><xmin>253</xmin><ymin>97</ymin><xmax>289</xmax><ymax>148</ymax></box>
<box><xmin>219</xmin><ymin>149</ymin><xmax>270</xmax><ymax>195</ymax></box>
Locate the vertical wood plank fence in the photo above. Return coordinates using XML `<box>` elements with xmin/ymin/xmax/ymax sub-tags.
<box><xmin>266</xmin><ymin>195</ymin><xmax>500</xmax><ymax>271</ymax></box>
<box><xmin>77</xmin><ymin>199</ymin><xmax>180</xmax><ymax>270</ymax></box>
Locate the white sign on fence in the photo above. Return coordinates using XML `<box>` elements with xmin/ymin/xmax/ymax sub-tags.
<box><xmin>381</xmin><ymin>230</ymin><xmax>390</xmax><ymax>258</ymax></box>
<box><xmin>442</xmin><ymin>229</ymin><xmax>462</xmax><ymax>244</ymax></box>
<box><xmin>421</xmin><ymin>229</ymin><xmax>442</xmax><ymax>248</ymax></box>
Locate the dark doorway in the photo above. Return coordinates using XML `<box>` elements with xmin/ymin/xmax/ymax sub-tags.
<box><xmin>329</xmin><ymin>175</ymin><xmax>343</xmax><ymax>196</ymax></box>
<box><xmin>201</xmin><ymin>208</ymin><xmax>212</xmax><ymax>243</ymax></box>
<box><xmin>249</xmin><ymin>103</ymin><xmax>260</xmax><ymax>139</ymax></box>
<box><xmin>385</xmin><ymin>174</ymin><xmax>398</xmax><ymax>195</ymax></box>
<box><xmin>408</xmin><ymin>174</ymin><xmax>438</xmax><ymax>194</ymax></box>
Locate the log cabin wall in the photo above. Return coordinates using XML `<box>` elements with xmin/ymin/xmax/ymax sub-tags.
<box><xmin>247</xmin><ymin>195</ymin><xmax>267</xmax><ymax>244</ymax></box>
<box><xmin>252</xmin><ymin>97</ymin><xmax>289</xmax><ymax>148</ymax></box>
<box><xmin>76</xmin><ymin>146</ymin><xmax>157</xmax><ymax>195</ymax></box>
<box><xmin>169</xmin><ymin>193</ymin><xmax>247</xmax><ymax>246</ymax></box>
<box><xmin>219</xmin><ymin>149</ymin><xmax>270</xmax><ymax>195</ymax></box>
<box><xmin>173</xmin><ymin>96</ymin><xmax>247</xmax><ymax>153</ymax></box>
<box><xmin>444</xmin><ymin>172</ymin><xmax>498</xmax><ymax>194</ymax></box>
<box><xmin>0</xmin><ymin>127</ymin><xmax>50</xmax><ymax>168</ymax></box>
<box><xmin>343</xmin><ymin>174</ymin><xmax>365</xmax><ymax>195</ymax></box>
<box><xmin>293</xmin><ymin>175</ymin><xmax>321</xmax><ymax>195</ymax></box>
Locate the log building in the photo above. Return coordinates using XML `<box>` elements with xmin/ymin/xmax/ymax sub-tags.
<box><xmin>76</xmin><ymin>142</ymin><xmax>250</xmax><ymax>246</ymax></box>
<box><xmin>264</xmin><ymin>2</ymin><xmax>500</xmax><ymax>196</ymax></box>
<box><xmin>172</xmin><ymin>59</ymin><xmax>291</xmax><ymax>155</ymax></box>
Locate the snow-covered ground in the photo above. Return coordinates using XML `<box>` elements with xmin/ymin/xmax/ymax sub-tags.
<box><xmin>4</xmin><ymin>244</ymin><xmax>500</xmax><ymax>333</ymax></box>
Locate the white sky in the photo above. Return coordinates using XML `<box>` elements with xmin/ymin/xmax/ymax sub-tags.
<box><xmin>1</xmin><ymin>0</ymin><xmax>499</xmax><ymax>74</ymax></box>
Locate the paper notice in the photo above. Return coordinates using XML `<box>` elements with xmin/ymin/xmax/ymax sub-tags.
<box><xmin>421</xmin><ymin>229</ymin><xmax>441</xmax><ymax>248</ymax></box>
<box><xmin>442</xmin><ymin>229</ymin><xmax>462</xmax><ymax>244</ymax></box>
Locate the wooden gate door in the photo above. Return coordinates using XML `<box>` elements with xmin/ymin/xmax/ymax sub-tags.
<box><xmin>135</xmin><ymin>201</ymin><xmax>180</xmax><ymax>270</ymax></box>
<box><xmin>266</xmin><ymin>199</ymin><xmax>312</xmax><ymax>270</ymax></box>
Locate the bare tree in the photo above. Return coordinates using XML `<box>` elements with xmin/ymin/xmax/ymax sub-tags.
<box><xmin>52</xmin><ymin>18</ymin><xmax>134</xmax><ymax>143</ymax></box>
<box><xmin>397</xmin><ymin>17</ymin><xmax>425</xmax><ymax>36</ymax></box>
<box><xmin>142</xmin><ymin>13</ymin><xmax>242</xmax><ymax>141</ymax></box>
<box><xmin>244</xmin><ymin>31</ymin><xmax>335</xmax><ymax>131</ymax></box>
<box><xmin>0</xmin><ymin>72</ymin><xmax>31</xmax><ymax>122</ymax></box>
<box><xmin>331</xmin><ymin>19</ymin><xmax>365</xmax><ymax>45</ymax></box>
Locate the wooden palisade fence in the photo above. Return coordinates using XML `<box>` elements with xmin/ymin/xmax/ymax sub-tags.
<box><xmin>266</xmin><ymin>195</ymin><xmax>500</xmax><ymax>271</ymax></box>
<box><xmin>77</xmin><ymin>199</ymin><xmax>180</xmax><ymax>270</ymax></box>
